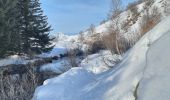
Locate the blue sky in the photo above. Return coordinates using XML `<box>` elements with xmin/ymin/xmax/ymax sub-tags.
<box><xmin>40</xmin><ymin>0</ymin><xmax>134</xmax><ymax>35</ymax></box>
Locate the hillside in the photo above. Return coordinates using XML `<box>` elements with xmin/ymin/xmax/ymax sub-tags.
<box><xmin>33</xmin><ymin>0</ymin><xmax>170</xmax><ymax>100</ymax></box>
<box><xmin>44</xmin><ymin>0</ymin><xmax>168</xmax><ymax>58</ymax></box>
<box><xmin>34</xmin><ymin>15</ymin><xmax>170</xmax><ymax>100</ymax></box>
<box><xmin>38</xmin><ymin>0</ymin><xmax>170</xmax><ymax>75</ymax></box>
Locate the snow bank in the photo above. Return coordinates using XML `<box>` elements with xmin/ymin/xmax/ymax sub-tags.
<box><xmin>33</xmin><ymin>68</ymin><xmax>95</xmax><ymax>100</ymax></box>
<box><xmin>138</xmin><ymin>30</ymin><xmax>170</xmax><ymax>100</ymax></box>
<box><xmin>40</xmin><ymin>56</ymin><xmax>82</xmax><ymax>74</ymax></box>
<box><xmin>81</xmin><ymin>50</ymin><xmax>121</xmax><ymax>74</ymax></box>
<box><xmin>40</xmin><ymin>59</ymin><xmax>71</xmax><ymax>74</ymax></box>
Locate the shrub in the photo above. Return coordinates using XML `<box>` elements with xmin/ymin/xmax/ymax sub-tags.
<box><xmin>88</xmin><ymin>24</ymin><xmax>96</xmax><ymax>35</ymax></box>
<box><xmin>101</xmin><ymin>33</ymin><xmax>116</xmax><ymax>54</ymax></box>
<box><xmin>162</xmin><ymin>1</ymin><xmax>170</xmax><ymax>16</ymax></box>
<box><xmin>0</xmin><ymin>65</ymin><xmax>39</xmax><ymax>100</ymax></box>
<box><xmin>101</xmin><ymin>31</ymin><xmax>130</xmax><ymax>55</ymax></box>
<box><xmin>65</xmin><ymin>47</ymin><xmax>83</xmax><ymax>67</ymax></box>
<box><xmin>88</xmin><ymin>39</ymin><xmax>106</xmax><ymax>54</ymax></box>
<box><xmin>78</xmin><ymin>31</ymin><xmax>84</xmax><ymax>43</ymax></box>
<box><xmin>140</xmin><ymin>6</ymin><xmax>161</xmax><ymax>36</ymax></box>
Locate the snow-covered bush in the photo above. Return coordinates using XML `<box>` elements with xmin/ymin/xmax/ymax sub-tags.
<box><xmin>140</xmin><ymin>6</ymin><xmax>161</xmax><ymax>36</ymax></box>
<box><xmin>162</xmin><ymin>0</ymin><xmax>170</xmax><ymax>16</ymax></box>
<box><xmin>88</xmin><ymin>39</ymin><xmax>106</xmax><ymax>54</ymax></box>
<box><xmin>101</xmin><ymin>32</ymin><xmax>130</xmax><ymax>55</ymax></box>
<box><xmin>65</xmin><ymin>46</ymin><xmax>83</xmax><ymax>67</ymax></box>
<box><xmin>0</xmin><ymin>65</ymin><xmax>40</xmax><ymax>100</ymax></box>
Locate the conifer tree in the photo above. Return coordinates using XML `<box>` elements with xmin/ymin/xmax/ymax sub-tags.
<box><xmin>18</xmin><ymin>0</ymin><xmax>54</xmax><ymax>55</ymax></box>
<box><xmin>0</xmin><ymin>0</ymin><xmax>20</xmax><ymax>57</ymax></box>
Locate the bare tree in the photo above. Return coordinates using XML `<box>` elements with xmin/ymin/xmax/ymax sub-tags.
<box><xmin>109</xmin><ymin>0</ymin><xmax>122</xmax><ymax>20</ymax></box>
<box><xmin>140</xmin><ymin>6</ymin><xmax>161</xmax><ymax>36</ymax></box>
<box><xmin>108</xmin><ymin>0</ymin><xmax>123</xmax><ymax>55</ymax></box>
<box><xmin>53</xmin><ymin>34</ymin><xmax>60</xmax><ymax>42</ymax></box>
<box><xmin>101</xmin><ymin>33</ymin><xmax>116</xmax><ymax>54</ymax></box>
<box><xmin>88</xmin><ymin>24</ymin><xmax>96</xmax><ymax>35</ymax></box>
<box><xmin>163</xmin><ymin>0</ymin><xmax>170</xmax><ymax>16</ymax></box>
<box><xmin>65</xmin><ymin>45</ymin><xmax>81</xmax><ymax>68</ymax></box>
<box><xmin>78</xmin><ymin>31</ymin><xmax>84</xmax><ymax>43</ymax></box>
<box><xmin>144</xmin><ymin>0</ymin><xmax>154</xmax><ymax>8</ymax></box>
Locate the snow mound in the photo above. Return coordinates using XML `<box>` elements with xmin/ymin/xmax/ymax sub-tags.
<box><xmin>81</xmin><ymin>50</ymin><xmax>121</xmax><ymax>74</ymax></box>
<box><xmin>40</xmin><ymin>59</ymin><xmax>71</xmax><ymax>74</ymax></box>
<box><xmin>33</xmin><ymin>68</ymin><xmax>95</xmax><ymax>100</ymax></box>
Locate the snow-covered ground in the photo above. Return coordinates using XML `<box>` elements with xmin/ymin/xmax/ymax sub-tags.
<box><xmin>80</xmin><ymin>50</ymin><xmax>121</xmax><ymax>74</ymax></box>
<box><xmin>40</xmin><ymin>56</ymin><xmax>83</xmax><ymax>74</ymax></box>
<box><xmin>40</xmin><ymin>59</ymin><xmax>71</xmax><ymax>74</ymax></box>
<box><xmin>138</xmin><ymin>30</ymin><xmax>170</xmax><ymax>100</ymax></box>
<box><xmin>0</xmin><ymin>55</ymin><xmax>37</xmax><ymax>66</ymax></box>
<box><xmin>33</xmin><ymin>10</ymin><xmax>170</xmax><ymax>100</ymax></box>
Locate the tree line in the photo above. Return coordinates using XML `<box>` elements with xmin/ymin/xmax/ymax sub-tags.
<box><xmin>0</xmin><ymin>0</ymin><xmax>54</xmax><ymax>58</ymax></box>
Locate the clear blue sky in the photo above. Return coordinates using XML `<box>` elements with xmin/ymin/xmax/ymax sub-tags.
<box><xmin>40</xmin><ymin>0</ymin><xmax>134</xmax><ymax>35</ymax></box>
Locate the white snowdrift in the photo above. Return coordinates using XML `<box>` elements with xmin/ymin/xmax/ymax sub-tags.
<box><xmin>40</xmin><ymin>59</ymin><xmax>71</xmax><ymax>74</ymax></box>
<box><xmin>81</xmin><ymin>50</ymin><xmax>121</xmax><ymax>74</ymax></box>
<box><xmin>33</xmin><ymin>68</ymin><xmax>95</xmax><ymax>100</ymax></box>
<box><xmin>34</xmin><ymin>15</ymin><xmax>170</xmax><ymax>100</ymax></box>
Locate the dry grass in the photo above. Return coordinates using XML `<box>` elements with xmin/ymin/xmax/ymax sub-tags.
<box><xmin>101</xmin><ymin>31</ymin><xmax>130</xmax><ymax>55</ymax></box>
<box><xmin>140</xmin><ymin>6</ymin><xmax>161</xmax><ymax>36</ymax></box>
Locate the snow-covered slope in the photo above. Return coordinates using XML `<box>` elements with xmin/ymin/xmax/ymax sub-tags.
<box><xmin>138</xmin><ymin>29</ymin><xmax>170</xmax><ymax>100</ymax></box>
<box><xmin>47</xmin><ymin>0</ymin><xmax>169</xmax><ymax>56</ymax></box>
<box><xmin>33</xmin><ymin>14</ymin><xmax>170</xmax><ymax>100</ymax></box>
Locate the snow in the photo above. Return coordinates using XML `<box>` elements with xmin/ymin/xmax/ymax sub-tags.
<box><xmin>41</xmin><ymin>0</ymin><xmax>168</xmax><ymax>59</ymax></box>
<box><xmin>138</xmin><ymin>30</ymin><xmax>170</xmax><ymax>100</ymax></box>
<box><xmin>40</xmin><ymin>56</ymin><xmax>82</xmax><ymax>74</ymax></box>
<box><xmin>33</xmin><ymin>14</ymin><xmax>170</xmax><ymax>100</ymax></box>
<box><xmin>81</xmin><ymin>50</ymin><xmax>121</xmax><ymax>74</ymax></box>
<box><xmin>0</xmin><ymin>55</ymin><xmax>36</xmax><ymax>66</ymax></box>
<box><xmin>33</xmin><ymin>0</ymin><xmax>170</xmax><ymax>99</ymax></box>
<box><xmin>33</xmin><ymin>68</ymin><xmax>95</xmax><ymax>100</ymax></box>
<box><xmin>40</xmin><ymin>59</ymin><xmax>71</xmax><ymax>74</ymax></box>
<box><xmin>40</xmin><ymin>33</ymin><xmax>80</xmax><ymax>58</ymax></box>
<box><xmin>39</xmin><ymin>47</ymin><xmax>67</xmax><ymax>58</ymax></box>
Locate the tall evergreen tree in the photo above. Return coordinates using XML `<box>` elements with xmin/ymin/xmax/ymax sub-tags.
<box><xmin>0</xmin><ymin>0</ymin><xmax>20</xmax><ymax>57</ymax></box>
<box><xmin>18</xmin><ymin>0</ymin><xmax>54</xmax><ymax>55</ymax></box>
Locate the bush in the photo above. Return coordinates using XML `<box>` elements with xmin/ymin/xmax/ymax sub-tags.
<box><xmin>78</xmin><ymin>31</ymin><xmax>84</xmax><ymax>43</ymax></box>
<box><xmin>126</xmin><ymin>0</ymin><xmax>143</xmax><ymax>11</ymax></box>
<box><xmin>101</xmin><ymin>31</ymin><xmax>130</xmax><ymax>55</ymax></box>
<box><xmin>162</xmin><ymin>1</ymin><xmax>170</xmax><ymax>16</ymax></box>
<box><xmin>88</xmin><ymin>39</ymin><xmax>106</xmax><ymax>54</ymax></box>
<box><xmin>140</xmin><ymin>6</ymin><xmax>161</xmax><ymax>36</ymax></box>
<box><xmin>101</xmin><ymin>33</ymin><xmax>116</xmax><ymax>54</ymax></box>
<box><xmin>66</xmin><ymin>47</ymin><xmax>83</xmax><ymax>67</ymax></box>
<box><xmin>0</xmin><ymin>65</ymin><xmax>39</xmax><ymax>100</ymax></box>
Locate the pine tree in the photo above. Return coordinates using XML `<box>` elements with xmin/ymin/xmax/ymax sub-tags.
<box><xmin>0</xmin><ymin>0</ymin><xmax>20</xmax><ymax>57</ymax></box>
<box><xmin>18</xmin><ymin>0</ymin><xmax>54</xmax><ymax>55</ymax></box>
